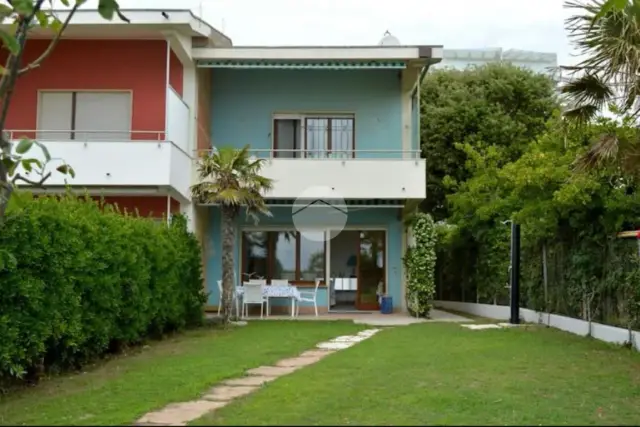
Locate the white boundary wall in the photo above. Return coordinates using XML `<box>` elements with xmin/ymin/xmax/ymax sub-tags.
<box><xmin>434</xmin><ymin>300</ymin><xmax>640</xmax><ymax>351</ymax></box>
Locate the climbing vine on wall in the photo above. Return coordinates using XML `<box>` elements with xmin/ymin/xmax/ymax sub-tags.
<box><xmin>404</xmin><ymin>213</ymin><xmax>437</xmax><ymax>317</ymax></box>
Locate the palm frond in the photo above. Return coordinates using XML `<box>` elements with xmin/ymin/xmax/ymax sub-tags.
<box><xmin>191</xmin><ymin>145</ymin><xmax>274</xmax><ymax>219</ymax></box>
<box><xmin>563</xmin><ymin>0</ymin><xmax>640</xmax><ymax>120</ymax></box>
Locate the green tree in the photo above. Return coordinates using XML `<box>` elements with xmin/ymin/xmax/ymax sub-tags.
<box><xmin>440</xmin><ymin>113</ymin><xmax>640</xmax><ymax>324</ymax></box>
<box><xmin>191</xmin><ymin>146</ymin><xmax>273</xmax><ymax>324</ymax></box>
<box><xmin>420</xmin><ymin>63</ymin><xmax>558</xmax><ymax>220</ymax></box>
<box><xmin>0</xmin><ymin>0</ymin><xmax>127</xmax><ymax>223</ymax></box>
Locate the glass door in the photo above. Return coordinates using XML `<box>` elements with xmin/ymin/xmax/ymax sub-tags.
<box><xmin>356</xmin><ymin>230</ymin><xmax>386</xmax><ymax>310</ymax></box>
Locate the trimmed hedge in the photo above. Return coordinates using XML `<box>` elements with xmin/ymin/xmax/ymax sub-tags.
<box><xmin>0</xmin><ymin>195</ymin><xmax>206</xmax><ymax>380</ymax></box>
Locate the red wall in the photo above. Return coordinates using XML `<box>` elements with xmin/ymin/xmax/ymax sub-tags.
<box><xmin>5</xmin><ymin>39</ymin><xmax>184</xmax><ymax>140</ymax></box>
<box><xmin>169</xmin><ymin>51</ymin><xmax>183</xmax><ymax>95</ymax></box>
<box><xmin>92</xmin><ymin>196</ymin><xmax>180</xmax><ymax>218</ymax></box>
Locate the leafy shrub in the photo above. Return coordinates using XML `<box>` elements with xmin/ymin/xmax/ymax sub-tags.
<box><xmin>404</xmin><ymin>213</ymin><xmax>437</xmax><ymax>317</ymax></box>
<box><xmin>0</xmin><ymin>194</ymin><xmax>206</xmax><ymax>380</ymax></box>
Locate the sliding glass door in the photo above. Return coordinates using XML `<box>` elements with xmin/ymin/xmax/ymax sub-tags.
<box><xmin>241</xmin><ymin>230</ymin><xmax>325</xmax><ymax>284</ymax></box>
<box><xmin>356</xmin><ymin>231</ymin><xmax>386</xmax><ymax>310</ymax></box>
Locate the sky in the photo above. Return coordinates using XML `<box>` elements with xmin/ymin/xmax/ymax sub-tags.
<box><xmin>64</xmin><ymin>0</ymin><xmax>579</xmax><ymax>66</ymax></box>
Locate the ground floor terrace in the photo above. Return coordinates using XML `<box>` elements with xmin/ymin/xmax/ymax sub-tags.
<box><xmin>204</xmin><ymin>203</ymin><xmax>407</xmax><ymax>315</ymax></box>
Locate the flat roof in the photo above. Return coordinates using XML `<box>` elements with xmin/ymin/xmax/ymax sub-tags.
<box><xmin>0</xmin><ymin>8</ymin><xmax>232</xmax><ymax>46</ymax></box>
<box><xmin>193</xmin><ymin>45</ymin><xmax>444</xmax><ymax>63</ymax></box>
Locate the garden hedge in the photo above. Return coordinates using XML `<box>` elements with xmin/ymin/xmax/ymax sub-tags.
<box><xmin>0</xmin><ymin>195</ymin><xmax>206</xmax><ymax>381</ymax></box>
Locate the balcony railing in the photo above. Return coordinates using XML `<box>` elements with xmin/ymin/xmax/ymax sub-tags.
<box><xmin>7</xmin><ymin>129</ymin><xmax>192</xmax><ymax>199</ymax></box>
<box><xmin>7</xmin><ymin>129</ymin><xmax>166</xmax><ymax>142</ymax></box>
<box><xmin>194</xmin><ymin>147</ymin><xmax>426</xmax><ymax>199</ymax></box>
<box><xmin>197</xmin><ymin>148</ymin><xmax>423</xmax><ymax>160</ymax></box>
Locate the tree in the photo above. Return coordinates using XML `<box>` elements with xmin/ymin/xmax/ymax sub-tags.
<box><xmin>420</xmin><ymin>63</ymin><xmax>558</xmax><ymax>220</ymax></box>
<box><xmin>191</xmin><ymin>146</ymin><xmax>274</xmax><ymax>324</ymax></box>
<box><xmin>562</xmin><ymin>0</ymin><xmax>640</xmax><ymax>175</ymax></box>
<box><xmin>0</xmin><ymin>0</ymin><xmax>127</xmax><ymax>223</ymax></box>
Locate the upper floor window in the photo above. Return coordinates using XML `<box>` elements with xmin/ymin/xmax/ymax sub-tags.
<box><xmin>273</xmin><ymin>114</ymin><xmax>354</xmax><ymax>159</ymax></box>
<box><xmin>37</xmin><ymin>91</ymin><xmax>131</xmax><ymax>141</ymax></box>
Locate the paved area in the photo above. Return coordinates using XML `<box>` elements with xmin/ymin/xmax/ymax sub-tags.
<box><xmin>135</xmin><ymin>329</ymin><xmax>381</xmax><ymax>426</ymax></box>
<box><xmin>216</xmin><ymin>309</ymin><xmax>471</xmax><ymax>325</ymax></box>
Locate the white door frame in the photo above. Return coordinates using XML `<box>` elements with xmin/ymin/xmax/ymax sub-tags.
<box><xmin>326</xmin><ymin>226</ymin><xmax>389</xmax><ymax>313</ymax></box>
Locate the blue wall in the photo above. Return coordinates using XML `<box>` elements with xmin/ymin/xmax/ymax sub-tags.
<box><xmin>210</xmin><ymin>69</ymin><xmax>403</xmax><ymax>157</ymax></box>
<box><xmin>205</xmin><ymin>206</ymin><xmax>403</xmax><ymax>310</ymax></box>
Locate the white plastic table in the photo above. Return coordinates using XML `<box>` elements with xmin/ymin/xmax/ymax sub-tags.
<box><xmin>235</xmin><ymin>284</ymin><xmax>301</xmax><ymax>317</ymax></box>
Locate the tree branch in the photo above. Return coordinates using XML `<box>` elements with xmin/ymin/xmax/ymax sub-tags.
<box><xmin>18</xmin><ymin>2</ymin><xmax>81</xmax><ymax>75</ymax></box>
<box><xmin>0</xmin><ymin>0</ymin><xmax>46</xmax><ymax>133</ymax></box>
<box><xmin>11</xmin><ymin>171</ymin><xmax>51</xmax><ymax>187</ymax></box>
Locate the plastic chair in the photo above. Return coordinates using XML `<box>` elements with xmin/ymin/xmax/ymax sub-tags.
<box><xmin>242</xmin><ymin>282</ymin><xmax>268</xmax><ymax>318</ymax></box>
<box><xmin>296</xmin><ymin>278</ymin><xmax>321</xmax><ymax>317</ymax></box>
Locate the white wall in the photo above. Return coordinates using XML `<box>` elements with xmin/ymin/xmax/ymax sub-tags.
<box><xmin>169</xmin><ymin>143</ymin><xmax>192</xmax><ymax>200</ymax></box>
<box><xmin>260</xmin><ymin>158</ymin><xmax>427</xmax><ymax>199</ymax></box>
<box><xmin>12</xmin><ymin>140</ymin><xmax>191</xmax><ymax>200</ymax></box>
<box><xmin>166</xmin><ymin>88</ymin><xmax>190</xmax><ymax>154</ymax></box>
<box><xmin>434</xmin><ymin>300</ymin><xmax>640</xmax><ymax>351</ymax></box>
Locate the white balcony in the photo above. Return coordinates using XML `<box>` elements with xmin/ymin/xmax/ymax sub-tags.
<box><xmin>9</xmin><ymin>130</ymin><xmax>192</xmax><ymax>201</ymax></box>
<box><xmin>247</xmin><ymin>149</ymin><xmax>426</xmax><ymax>200</ymax></box>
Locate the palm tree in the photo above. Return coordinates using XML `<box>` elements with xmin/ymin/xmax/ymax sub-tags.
<box><xmin>562</xmin><ymin>0</ymin><xmax>640</xmax><ymax>172</ymax></box>
<box><xmin>191</xmin><ymin>145</ymin><xmax>274</xmax><ymax>324</ymax></box>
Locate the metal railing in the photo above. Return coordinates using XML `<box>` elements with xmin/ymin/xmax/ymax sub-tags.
<box><xmin>6</xmin><ymin>129</ymin><xmax>166</xmax><ymax>142</ymax></box>
<box><xmin>196</xmin><ymin>148</ymin><xmax>423</xmax><ymax>160</ymax></box>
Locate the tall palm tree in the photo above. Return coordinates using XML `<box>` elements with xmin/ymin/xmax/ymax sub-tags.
<box><xmin>562</xmin><ymin>0</ymin><xmax>640</xmax><ymax>173</ymax></box>
<box><xmin>191</xmin><ymin>145</ymin><xmax>273</xmax><ymax>324</ymax></box>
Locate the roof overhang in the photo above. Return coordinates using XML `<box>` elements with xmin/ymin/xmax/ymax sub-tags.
<box><xmin>0</xmin><ymin>9</ymin><xmax>231</xmax><ymax>46</ymax></box>
<box><xmin>193</xmin><ymin>45</ymin><xmax>443</xmax><ymax>69</ymax></box>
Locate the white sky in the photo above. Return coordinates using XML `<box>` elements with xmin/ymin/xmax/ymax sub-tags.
<box><xmin>68</xmin><ymin>0</ymin><xmax>579</xmax><ymax>66</ymax></box>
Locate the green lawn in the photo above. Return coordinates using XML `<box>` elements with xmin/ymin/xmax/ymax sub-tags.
<box><xmin>0</xmin><ymin>321</ymin><xmax>363</xmax><ymax>426</ymax></box>
<box><xmin>193</xmin><ymin>323</ymin><xmax>640</xmax><ymax>426</ymax></box>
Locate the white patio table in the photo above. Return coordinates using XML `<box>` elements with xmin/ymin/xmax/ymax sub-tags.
<box><xmin>235</xmin><ymin>284</ymin><xmax>301</xmax><ymax>317</ymax></box>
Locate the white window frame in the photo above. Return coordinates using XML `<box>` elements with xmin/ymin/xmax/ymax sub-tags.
<box><xmin>271</xmin><ymin>112</ymin><xmax>355</xmax><ymax>158</ymax></box>
<box><xmin>36</xmin><ymin>89</ymin><xmax>134</xmax><ymax>141</ymax></box>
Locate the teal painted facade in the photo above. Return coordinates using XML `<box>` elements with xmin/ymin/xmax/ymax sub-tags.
<box><xmin>209</xmin><ymin>69</ymin><xmax>404</xmax><ymax>158</ymax></box>
<box><xmin>205</xmin><ymin>206</ymin><xmax>403</xmax><ymax>310</ymax></box>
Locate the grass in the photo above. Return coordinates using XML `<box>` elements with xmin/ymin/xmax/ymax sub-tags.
<box><xmin>193</xmin><ymin>323</ymin><xmax>640</xmax><ymax>426</ymax></box>
<box><xmin>0</xmin><ymin>320</ymin><xmax>363</xmax><ymax>426</ymax></box>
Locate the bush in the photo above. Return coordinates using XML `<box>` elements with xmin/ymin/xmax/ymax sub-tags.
<box><xmin>0</xmin><ymin>194</ymin><xmax>206</xmax><ymax>380</ymax></box>
<box><xmin>403</xmin><ymin>213</ymin><xmax>437</xmax><ymax>317</ymax></box>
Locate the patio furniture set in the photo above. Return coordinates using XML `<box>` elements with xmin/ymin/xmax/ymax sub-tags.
<box><xmin>216</xmin><ymin>277</ymin><xmax>321</xmax><ymax>318</ymax></box>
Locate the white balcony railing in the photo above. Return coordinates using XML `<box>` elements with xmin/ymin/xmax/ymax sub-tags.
<box><xmin>197</xmin><ymin>148</ymin><xmax>426</xmax><ymax>199</ymax></box>
<box><xmin>8</xmin><ymin>130</ymin><xmax>192</xmax><ymax>200</ymax></box>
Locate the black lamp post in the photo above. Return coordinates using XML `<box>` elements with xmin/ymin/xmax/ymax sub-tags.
<box><xmin>509</xmin><ymin>222</ymin><xmax>521</xmax><ymax>324</ymax></box>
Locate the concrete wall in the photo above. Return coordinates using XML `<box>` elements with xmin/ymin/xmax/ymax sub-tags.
<box><xmin>209</xmin><ymin>68</ymin><xmax>403</xmax><ymax>155</ymax></box>
<box><xmin>5</xmin><ymin>39</ymin><xmax>181</xmax><ymax>139</ymax></box>
<box><xmin>435</xmin><ymin>300</ymin><xmax>640</xmax><ymax>351</ymax></box>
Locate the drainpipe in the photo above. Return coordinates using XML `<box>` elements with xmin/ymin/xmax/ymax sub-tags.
<box><xmin>166</xmin><ymin>195</ymin><xmax>171</xmax><ymax>225</ymax></box>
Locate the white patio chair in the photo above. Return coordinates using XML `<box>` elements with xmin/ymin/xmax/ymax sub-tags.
<box><xmin>242</xmin><ymin>282</ymin><xmax>268</xmax><ymax>318</ymax></box>
<box><xmin>268</xmin><ymin>279</ymin><xmax>291</xmax><ymax>316</ymax></box>
<box><xmin>217</xmin><ymin>278</ymin><xmax>240</xmax><ymax>316</ymax></box>
<box><xmin>296</xmin><ymin>278</ymin><xmax>321</xmax><ymax>317</ymax></box>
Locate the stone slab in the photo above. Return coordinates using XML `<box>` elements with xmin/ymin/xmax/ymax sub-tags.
<box><xmin>246</xmin><ymin>365</ymin><xmax>298</xmax><ymax>377</ymax></box>
<box><xmin>299</xmin><ymin>349</ymin><xmax>334</xmax><ymax>358</ymax></box>
<box><xmin>275</xmin><ymin>355</ymin><xmax>324</xmax><ymax>368</ymax></box>
<box><xmin>137</xmin><ymin>400</ymin><xmax>227</xmax><ymax>425</ymax></box>
<box><xmin>316</xmin><ymin>341</ymin><xmax>355</xmax><ymax>350</ymax></box>
<box><xmin>462</xmin><ymin>324</ymin><xmax>502</xmax><ymax>330</ymax></box>
<box><xmin>497</xmin><ymin>322</ymin><xmax>526</xmax><ymax>328</ymax></box>
<box><xmin>203</xmin><ymin>385</ymin><xmax>257</xmax><ymax>401</ymax></box>
<box><xmin>222</xmin><ymin>375</ymin><xmax>277</xmax><ymax>386</ymax></box>
<box><xmin>331</xmin><ymin>335</ymin><xmax>366</xmax><ymax>343</ymax></box>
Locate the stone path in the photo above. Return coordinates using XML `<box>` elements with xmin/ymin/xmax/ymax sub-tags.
<box><xmin>462</xmin><ymin>322</ymin><xmax>525</xmax><ymax>330</ymax></box>
<box><xmin>135</xmin><ymin>328</ymin><xmax>381</xmax><ymax>426</ymax></box>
